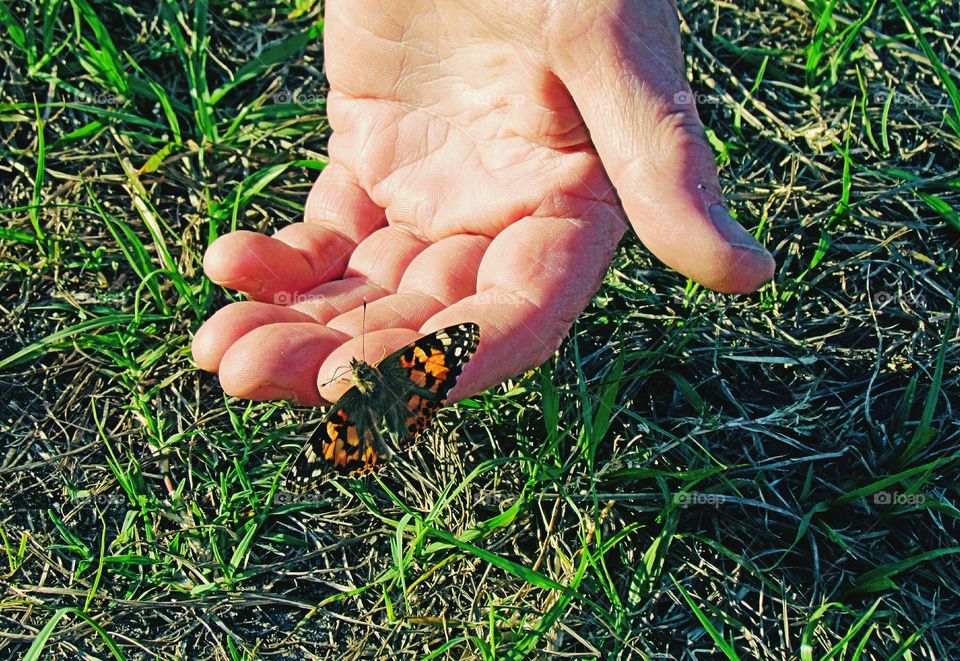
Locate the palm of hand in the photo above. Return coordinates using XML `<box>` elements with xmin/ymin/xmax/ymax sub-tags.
<box><xmin>193</xmin><ymin>0</ymin><xmax>774</xmax><ymax>405</ymax></box>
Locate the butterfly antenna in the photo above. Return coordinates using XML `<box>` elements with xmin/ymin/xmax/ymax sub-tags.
<box><xmin>361</xmin><ymin>298</ymin><xmax>367</xmax><ymax>364</ymax></box>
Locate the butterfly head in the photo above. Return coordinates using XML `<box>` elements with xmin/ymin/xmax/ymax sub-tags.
<box><xmin>349</xmin><ymin>357</ymin><xmax>380</xmax><ymax>395</ymax></box>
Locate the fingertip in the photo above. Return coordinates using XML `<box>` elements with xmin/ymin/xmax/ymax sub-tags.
<box><xmin>713</xmin><ymin>245</ymin><xmax>776</xmax><ymax>294</ymax></box>
<box><xmin>202</xmin><ymin>230</ymin><xmax>261</xmax><ymax>282</ymax></box>
<box><xmin>192</xmin><ymin>322</ymin><xmax>221</xmax><ymax>372</ymax></box>
<box><xmin>216</xmin><ymin>322</ymin><xmax>346</xmax><ymax>407</ymax></box>
<box><xmin>702</xmin><ymin>203</ymin><xmax>776</xmax><ymax>293</ymax></box>
<box><xmin>191</xmin><ymin>302</ymin><xmax>319</xmax><ymax>372</ymax></box>
<box><xmin>203</xmin><ymin>231</ymin><xmax>316</xmax><ymax>301</ymax></box>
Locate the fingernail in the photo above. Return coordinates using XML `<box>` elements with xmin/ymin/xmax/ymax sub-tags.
<box><xmin>709</xmin><ymin>203</ymin><xmax>767</xmax><ymax>253</ymax></box>
<box><xmin>221</xmin><ymin>277</ymin><xmax>264</xmax><ymax>295</ymax></box>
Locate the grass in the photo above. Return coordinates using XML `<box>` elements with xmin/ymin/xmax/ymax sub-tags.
<box><xmin>1</xmin><ymin>0</ymin><xmax>959</xmax><ymax>657</ymax></box>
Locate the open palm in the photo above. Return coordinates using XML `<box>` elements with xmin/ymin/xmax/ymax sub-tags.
<box><xmin>192</xmin><ymin>0</ymin><xmax>775</xmax><ymax>406</ymax></box>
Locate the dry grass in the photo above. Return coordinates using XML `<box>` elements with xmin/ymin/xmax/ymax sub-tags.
<box><xmin>1</xmin><ymin>0</ymin><xmax>958</xmax><ymax>658</ymax></box>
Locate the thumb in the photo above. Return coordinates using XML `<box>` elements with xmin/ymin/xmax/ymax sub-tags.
<box><xmin>550</xmin><ymin>2</ymin><xmax>775</xmax><ymax>294</ymax></box>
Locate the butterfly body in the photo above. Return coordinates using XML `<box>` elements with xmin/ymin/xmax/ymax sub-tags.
<box><xmin>287</xmin><ymin>323</ymin><xmax>480</xmax><ymax>487</ymax></box>
<box><xmin>348</xmin><ymin>358</ymin><xmax>380</xmax><ymax>395</ymax></box>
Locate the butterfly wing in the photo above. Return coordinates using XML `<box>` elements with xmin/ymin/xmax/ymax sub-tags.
<box><xmin>287</xmin><ymin>389</ymin><xmax>381</xmax><ymax>488</ymax></box>
<box><xmin>376</xmin><ymin>322</ymin><xmax>481</xmax><ymax>440</ymax></box>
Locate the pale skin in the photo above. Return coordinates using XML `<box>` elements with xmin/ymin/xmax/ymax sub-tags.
<box><xmin>192</xmin><ymin>0</ymin><xmax>776</xmax><ymax>407</ymax></box>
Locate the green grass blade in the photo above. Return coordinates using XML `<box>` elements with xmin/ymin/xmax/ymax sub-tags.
<box><xmin>89</xmin><ymin>188</ymin><xmax>168</xmax><ymax>313</ymax></box>
<box><xmin>821</xmin><ymin>598</ymin><xmax>882</xmax><ymax>660</ymax></box>
<box><xmin>71</xmin><ymin>0</ymin><xmax>127</xmax><ymax>92</ymax></box>
<box><xmin>672</xmin><ymin>575</ymin><xmax>740</xmax><ymax>660</ymax></box>
<box><xmin>24</xmin><ymin>607</ymin><xmax>126</xmax><ymax>661</ymax></box>
<box><xmin>30</xmin><ymin>101</ymin><xmax>47</xmax><ymax>244</ymax></box>
<box><xmin>851</xmin><ymin>548</ymin><xmax>960</xmax><ymax>594</ymax></box>
<box><xmin>209</xmin><ymin>20</ymin><xmax>323</xmax><ymax>106</ymax></box>
<box><xmin>0</xmin><ymin>312</ymin><xmax>167</xmax><ymax>369</ymax></box>
<box><xmin>892</xmin><ymin>0</ymin><xmax>960</xmax><ymax>134</ymax></box>
<box><xmin>898</xmin><ymin>294</ymin><xmax>957</xmax><ymax>465</ymax></box>
<box><xmin>0</xmin><ymin>1</ymin><xmax>26</xmax><ymax>50</ymax></box>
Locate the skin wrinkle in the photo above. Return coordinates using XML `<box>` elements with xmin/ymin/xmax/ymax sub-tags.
<box><xmin>327</xmin><ymin>34</ymin><xmax>403</xmax><ymax>98</ymax></box>
<box><xmin>475</xmin><ymin>136</ymin><xmax>529</xmax><ymax>175</ymax></box>
<box><xmin>328</xmin><ymin>291</ymin><xmax>444</xmax><ymax>334</ymax></box>
<box><xmin>375</xmin><ymin>117</ymin><xmax>539</xmax><ymax>238</ymax></box>
<box><xmin>548</xmin><ymin>178</ymin><xmax>619</xmax><ymax>225</ymax></box>
<box><xmin>386</xmin><ymin>292</ymin><xmax>447</xmax><ymax>330</ymax></box>
<box><xmin>340</xmin><ymin>0</ymin><xmax>406</xmax><ymax>38</ymax></box>
<box><xmin>309</xmin><ymin>219</ymin><xmax>362</xmax><ymax>250</ymax></box>
<box><xmin>373</xmin><ymin>121</ymin><xmax>452</xmax><ymax>232</ymax></box>
<box><xmin>291</xmin><ymin>297</ymin><xmax>346</xmax><ymax>322</ymax></box>
<box><xmin>346</xmin><ymin>71</ymin><xmax>540</xmax><ymax>222</ymax></box>
<box><xmin>439</xmin><ymin>91</ymin><xmax>513</xmax><ymax>140</ymax></box>
<box><xmin>606</xmin><ymin>2</ymin><xmax>683</xmax><ymax>78</ymax></box>
<box><xmin>236</xmin><ymin>242</ymin><xmax>282</xmax><ymax>287</ymax></box>
<box><xmin>325</xmin><ymin>93</ymin><xmax>384</xmax><ymax>135</ymax></box>
<box><xmin>503</xmin><ymin>60</ymin><xmax>575</xmax><ymax>144</ymax></box>
<box><xmin>292</xmin><ymin>278</ymin><xmax>393</xmax><ymax>322</ymax></box>
<box><xmin>331</xmin><ymin>106</ymin><xmax>371</xmax><ymax>183</ymax></box>
<box><xmin>391</xmin><ymin>291</ymin><xmax>445</xmax><ymax>315</ymax></box>
<box><xmin>482</xmin><ymin>216</ymin><xmax>615</xmax><ymax>309</ymax></box>
<box><xmin>351</xmin><ymin>114</ymin><xmax>396</xmax><ymax>191</ymax></box>
<box><xmin>458</xmin><ymin>0</ymin><xmax>552</xmax><ymax>49</ymax></box>
<box><xmin>607</xmin><ymin>106</ymin><xmax>688</xmax><ymax>190</ymax></box>
<box><xmin>386</xmin><ymin>112</ymin><xmax>427</xmax><ymax>185</ymax></box>
<box><xmin>303</xmin><ymin>168</ymin><xmax>387</xmax><ymax>252</ymax></box>
<box><xmin>534</xmin><ymin>192</ymin><xmax>621</xmax><ymax>223</ymax></box>
<box><xmin>381</xmin><ymin>35</ymin><xmax>544</xmax><ymax>150</ymax></box>
<box><xmin>344</xmin><ymin>227</ymin><xmax>429</xmax><ymax>286</ymax></box>
<box><xmin>530</xmin><ymin>111</ymin><xmax>588</xmax><ymax>148</ymax></box>
<box><xmin>295</xmin><ymin>247</ymin><xmax>346</xmax><ymax>287</ymax></box>
<box><xmin>394</xmin><ymin>38</ymin><xmax>452</xmax><ymax>103</ymax></box>
<box><xmin>390</xmin><ymin>40</ymin><xmax>411</xmax><ymax>102</ymax></box>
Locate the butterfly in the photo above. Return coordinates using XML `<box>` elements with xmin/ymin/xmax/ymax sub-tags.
<box><xmin>286</xmin><ymin>323</ymin><xmax>481</xmax><ymax>488</ymax></box>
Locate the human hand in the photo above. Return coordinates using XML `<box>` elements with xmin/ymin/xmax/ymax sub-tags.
<box><xmin>192</xmin><ymin>0</ymin><xmax>775</xmax><ymax>406</ymax></box>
